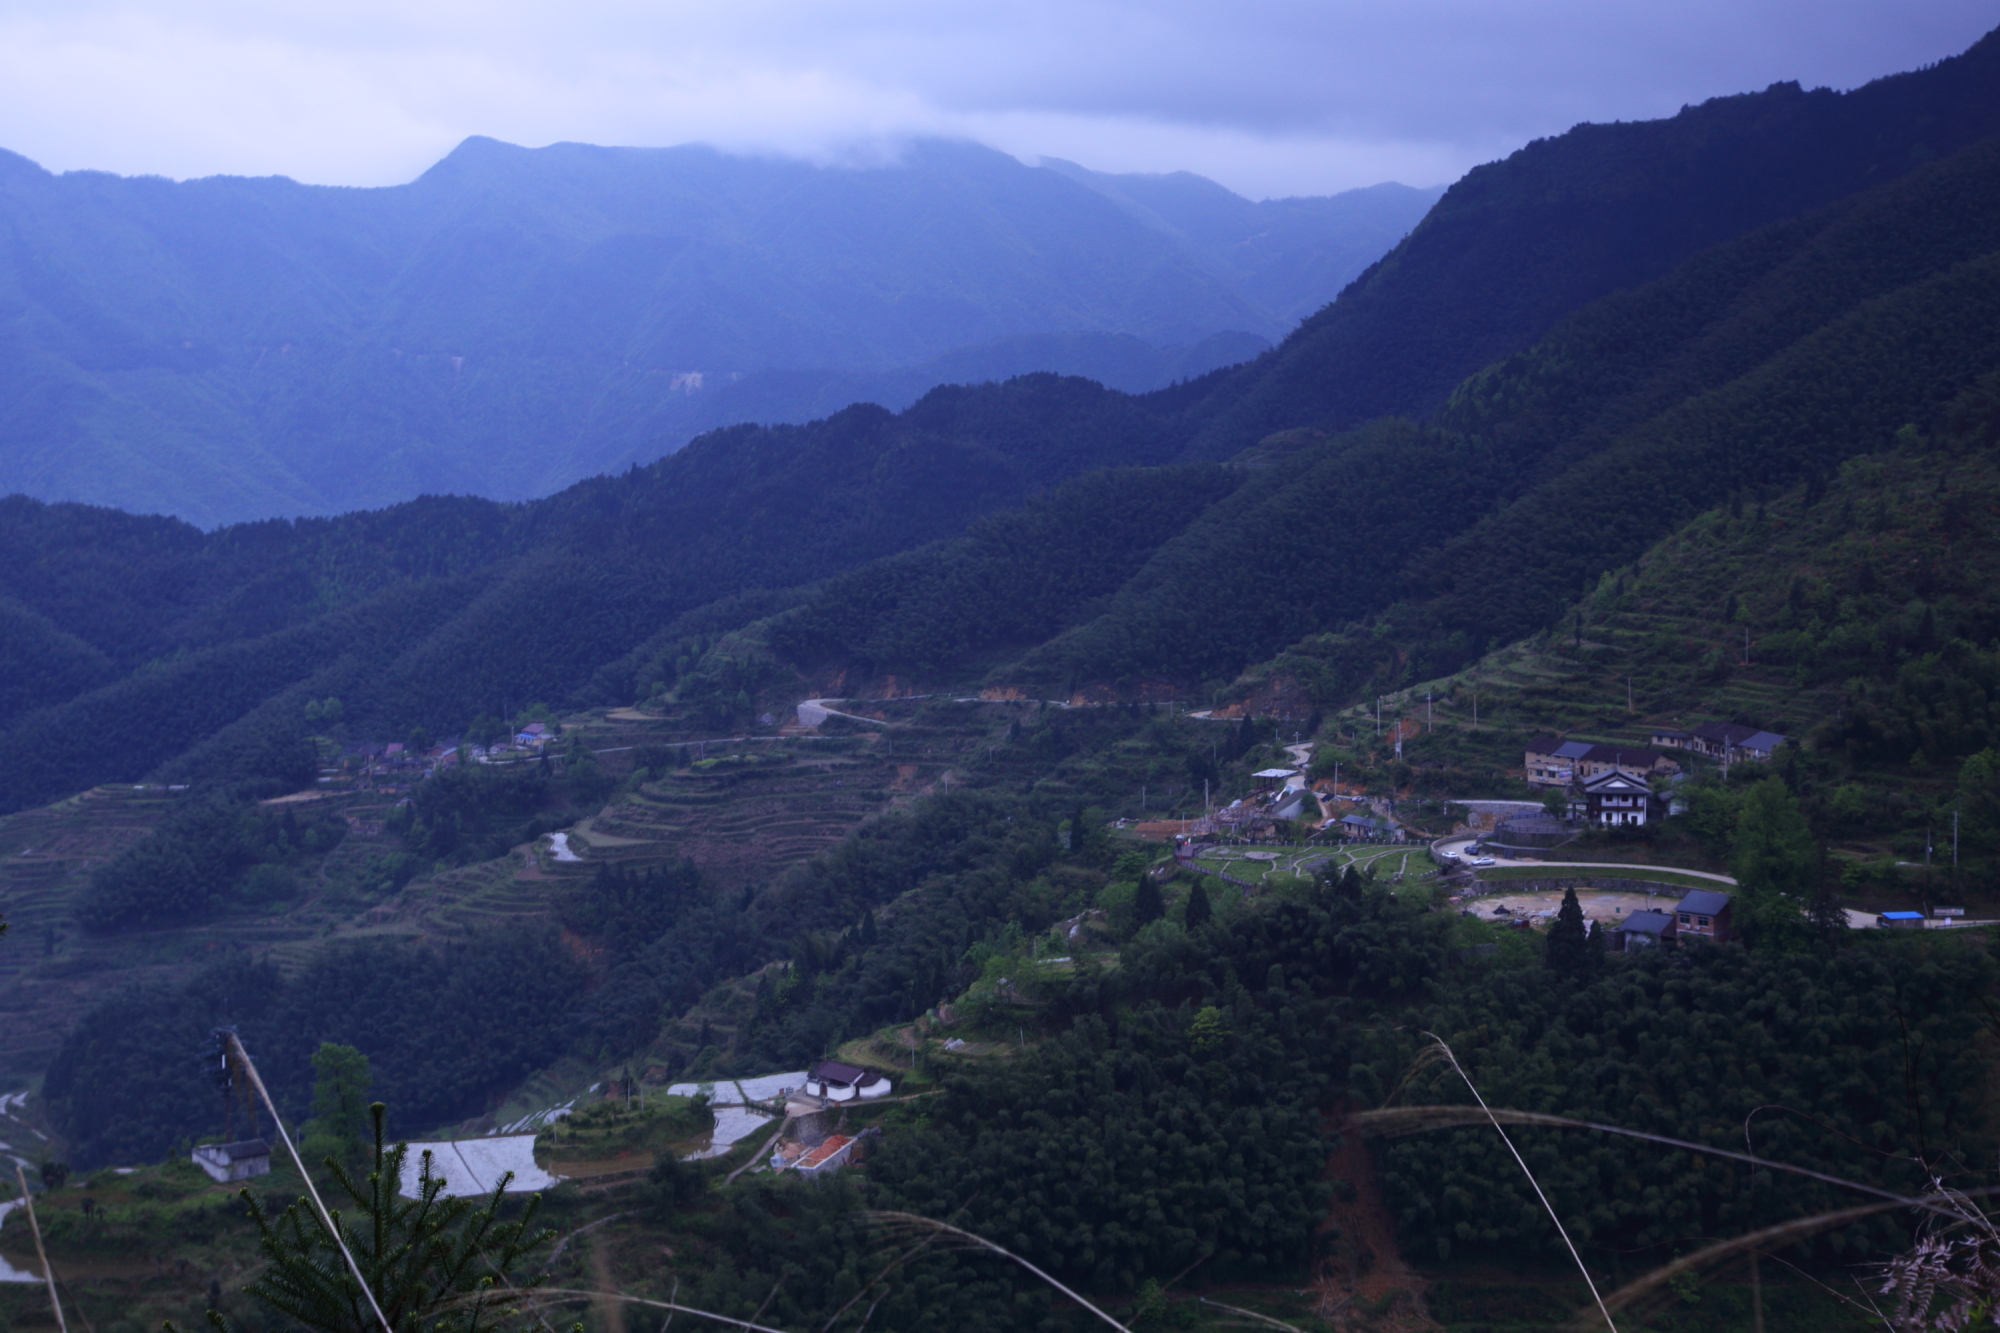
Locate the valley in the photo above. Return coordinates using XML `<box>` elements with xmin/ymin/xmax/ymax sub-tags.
<box><xmin>4</xmin><ymin>25</ymin><xmax>2000</xmax><ymax>1333</ymax></box>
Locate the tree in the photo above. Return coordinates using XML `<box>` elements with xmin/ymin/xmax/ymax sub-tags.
<box><xmin>176</xmin><ymin>1102</ymin><xmax>554</xmax><ymax>1333</ymax></box>
<box><xmin>1133</xmin><ymin>876</ymin><xmax>1164</xmax><ymax>928</ymax></box>
<box><xmin>301</xmin><ymin>1043</ymin><xmax>372</xmax><ymax>1169</ymax></box>
<box><xmin>1732</xmin><ymin>777</ymin><xmax>1817</xmax><ymax>949</ymax></box>
<box><xmin>1182</xmin><ymin>880</ymin><xmax>1212</xmax><ymax>930</ymax></box>
<box><xmin>1959</xmin><ymin>748</ymin><xmax>2000</xmax><ymax>854</ymax></box>
<box><xmin>1187</xmin><ymin>1006</ymin><xmax>1230</xmax><ymax>1057</ymax></box>
<box><xmin>1545</xmin><ymin>888</ymin><xmax>1590</xmax><ymax>977</ymax></box>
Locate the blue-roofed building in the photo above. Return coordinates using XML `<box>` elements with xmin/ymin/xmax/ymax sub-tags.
<box><xmin>1614</xmin><ymin>909</ymin><xmax>1675</xmax><ymax>951</ymax></box>
<box><xmin>1879</xmin><ymin>911</ymin><xmax>1926</xmax><ymax>929</ymax></box>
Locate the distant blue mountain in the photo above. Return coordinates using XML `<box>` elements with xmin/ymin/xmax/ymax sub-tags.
<box><xmin>0</xmin><ymin>138</ymin><xmax>1439</xmax><ymax>524</ymax></box>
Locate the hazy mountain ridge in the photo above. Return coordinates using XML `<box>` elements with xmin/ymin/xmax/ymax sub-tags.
<box><xmin>0</xmin><ymin>138</ymin><xmax>1433</xmax><ymax>525</ymax></box>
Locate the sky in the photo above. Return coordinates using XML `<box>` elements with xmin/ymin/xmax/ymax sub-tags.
<box><xmin>0</xmin><ymin>1</ymin><xmax>1992</xmax><ymax>200</ymax></box>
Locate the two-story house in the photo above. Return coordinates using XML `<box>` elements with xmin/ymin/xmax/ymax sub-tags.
<box><xmin>1577</xmin><ymin>770</ymin><xmax>1660</xmax><ymax>827</ymax></box>
<box><xmin>1672</xmin><ymin>888</ymin><xmax>1733</xmax><ymax>943</ymax></box>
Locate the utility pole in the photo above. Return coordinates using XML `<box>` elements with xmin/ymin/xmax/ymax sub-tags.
<box><xmin>1627</xmin><ymin>676</ymin><xmax>1633</xmax><ymax>713</ymax></box>
<box><xmin>1426</xmin><ymin>690</ymin><xmax>1432</xmax><ymax>732</ymax></box>
<box><xmin>1204</xmin><ymin>779</ymin><xmax>1210</xmax><ymax>817</ymax></box>
<box><xmin>1375</xmin><ymin>697</ymin><xmax>1380</xmax><ymax>737</ymax></box>
<box><xmin>1954</xmin><ymin>807</ymin><xmax>1960</xmax><ymax>868</ymax></box>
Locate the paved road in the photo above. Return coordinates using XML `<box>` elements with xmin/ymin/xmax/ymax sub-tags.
<box><xmin>1435</xmin><ymin>836</ymin><xmax>1736</xmax><ymax>884</ymax></box>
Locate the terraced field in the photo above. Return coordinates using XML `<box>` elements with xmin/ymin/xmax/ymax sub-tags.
<box><xmin>0</xmin><ymin>785</ymin><xmax>428</xmax><ymax>1079</ymax></box>
<box><xmin>0</xmin><ymin>695</ymin><xmax>1120</xmax><ymax>1092</ymax></box>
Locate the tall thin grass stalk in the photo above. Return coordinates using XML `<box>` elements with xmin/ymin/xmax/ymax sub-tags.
<box><xmin>1194</xmin><ymin>1294</ymin><xmax>1306</xmax><ymax>1330</ymax></box>
<box><xmin>1351</xmin><ymin>1106</ymin><xmax>1973</xmax><ymax>1225</ymax></box>
<box><xmin>1564</xmin><ymin>1190</ymin><xmax>2000</xmax><ymax>1331</ymax></box>
<box><xmin>11</xmin><ymin>1164</ymin><xmax>66</xmax><ymax>1333</ymax></box>
<box><xmin>865</xmin><ymin>1210</ymin><xmax>1131</xmax><ymax>1331</ymax></box>
<box><xmin>516</xmin><ymin>1289</ymin><xmax>791</xmax><ymax>1331</ymax></box>
<box><xmin>1417</xmin><ymin>1033</ymin><xmax>1619</xmax><ymax>1332</ymax></box>
<box><xmin>225</xmin><ymin>1031</ymin><xmax>394</xmax><ymax>1333</ymax></box>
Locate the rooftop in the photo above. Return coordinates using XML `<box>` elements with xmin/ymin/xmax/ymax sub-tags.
<box><xmin>809</xmin><ymin>1060</ymin><xmax>880</xmax><ymax>1087</ymax></box>
<box><xmin>196</xmin><ymin>1139</ymin><xmax>271</xmax><ymax>1161</ymax></box>
<box><xmin>1675</xmin><ymin>888</ymin><xmax>1732</xmax><ymax>916</ymax></box>
<box><xmin>796</xmin><ymin>1134</ymin><xmax>855</xmax><ymax>1171</ymax></box>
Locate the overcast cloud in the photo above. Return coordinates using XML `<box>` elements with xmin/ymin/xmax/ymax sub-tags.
<box><xmin>0</xmin><ymin>1</ymin><xmax>1991</xmax><ymax>198</ymax></box>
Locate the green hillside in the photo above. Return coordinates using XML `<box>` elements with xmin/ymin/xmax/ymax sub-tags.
<box><xmin>998</xmin><ymin>130</ymin><xmax>2000</xmax><ymax>698</ymax></box>
<box><xmin>15</xmin><ymin>41</ymin><xmax>2000</xmax><ymax>1333</ymax></box>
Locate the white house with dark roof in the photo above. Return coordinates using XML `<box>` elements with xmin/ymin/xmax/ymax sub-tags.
<box><xmin>804</xmin><ymin>1060</ymin><xmax>891</xmax><ymax>1102</ymax></box>
<box><xmin>192</xmin><ymin>1139</ymin><xmax>271</xmax><ymax>1183</ymax></box>
<box><xmin>1577</xmin><ymin>770</ymin><xmax>1659</xmax><ymax>827</ymax></box>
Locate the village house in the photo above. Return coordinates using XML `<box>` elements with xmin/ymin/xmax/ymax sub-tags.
<box><xmin>1338</xmin><ymin>813</ymin><xmax>1398</xmax><ymax>841</ymax></box>
<box><xmin>1672</xmin><ymin>888</ymin><xmax>1732</xmax><ymax>943</ymax></box>
<box><xmin>1654</xmin><ymin>722</ymin><xmax>1788</xmax><ymax>763</ymax></box>
<box><xmin>1525</xmin><ymin>737</ymin><xmax>1680</xmax><ymax>787</ymax></box>
<box><xmin>1524</xmin><ymin>737</ymin><xmax>1591</xmax><ymax>786</ymax></box>
<box><xmin>803</xmin><ymin>1060</ymin><xmax>891</xmax><ymax>1103</ymax></box>
<box><xmin>1576</xmin><ymin>769</ymin><xmax>1660</xmax><ymax>827</ymax></box>
<box><xmin>1252</xmin><ymin>768</ymin><xmax>1299</xmax><ymax>791</ymax></box>
<box><xmin>192</xmin><ymin>1139</ymin><xmax>272</xmax><ymax>1183</ymax></box>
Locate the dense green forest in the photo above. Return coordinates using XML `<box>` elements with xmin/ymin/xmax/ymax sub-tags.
<box><xmin>42</xmin><ymin>930</ymin><xmax>585</xmax><ymax>1168</ymax></box>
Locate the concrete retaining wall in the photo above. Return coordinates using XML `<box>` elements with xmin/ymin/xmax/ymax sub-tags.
<box><xmin>1468</xmin><ymin>875</ymin><xmax>1691</xmax><ymax>898</ymax></box>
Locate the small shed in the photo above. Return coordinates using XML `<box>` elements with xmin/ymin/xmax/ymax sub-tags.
<box><xmin>1338</xmin><ymin>813</ymin><xmax>1391</xmax><ymax>840</ymax></box>
<box><xmin>794</xmin><ymin>1134</ymin><xmax>858</xmax><ymax>1178</ymax></box>
<box><xmin>1614</xmin><ymin>910</ymin><xmax>1675</xmax><ymax>951</ymax></box>
<box><xmin>1252</xmin><ymin>768</ymin><xmax>1300</xmax><ymax>791</ymax></box>
<box><xmin>192</xmin><ymin>1139</ymin><xmax>272</xmax><ymax>1183</ymax></box>
<box><xmin>1673</xmin><ymin>888</ymin><xmax>1733</xmax><ymax>943</ymax></box>
<box><xmin>1879</xmin><ymin>911</ymin><xmax>1925</xmax><ymax>930</ymax></box>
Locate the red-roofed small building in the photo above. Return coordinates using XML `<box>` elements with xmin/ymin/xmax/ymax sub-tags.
<box><xmin>795</xmin><ymin>1134</ymin><xmax>857</xmax><ymax>1178</ymax></box>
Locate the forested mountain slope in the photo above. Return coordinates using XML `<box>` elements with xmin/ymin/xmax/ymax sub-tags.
<box><xmin>998</xmin><ymin>131</ymin><xmax>2000</xmax><ymax>696</ymax></box>
<box><xmin>1176</xmin><ymin>24</ymin><xmax>2000</xmax><ymax>456</ymax></box>
<box><xmin>0</xmin><ymin>137</ymin><xmax>1427</xmax><ymax>525</ymax></box>
<box><xmin>7</xmin><ymin>34</ymin><xmax>2000</xmax><ymax>817</ymax></box>
<box><xmin>0</xmin><ymin>375</ymin><xmax>1194</xmax><ymax>812</ymax></box>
